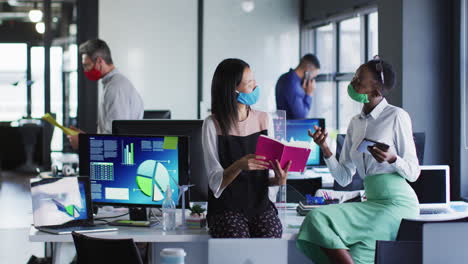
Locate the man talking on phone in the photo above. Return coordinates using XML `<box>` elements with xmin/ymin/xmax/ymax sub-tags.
<box><xmin>275</xmin><ymin>54</ymin><xmax>320</xmax><ymax>119</ymax></box>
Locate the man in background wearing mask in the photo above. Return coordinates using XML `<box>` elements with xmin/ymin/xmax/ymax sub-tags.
<box><xmin>68</xmin><ymin>39</ymin><xmax>144</xmax><ymax>149</ymax></box>
<box><xmin>275</xmin><ymin>54</ymin><xmax>320</xmax><ymax>119</ymax></box>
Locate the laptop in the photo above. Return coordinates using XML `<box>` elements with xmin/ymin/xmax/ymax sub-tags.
<box><xmin>408</xmin><ymin>165</ymin><xmax>454</xmax><ymax>215</ymax></box>
<box><xmin>31</xmin><ymin>176</ymin><xmax>117</xmax><ymax>234</ymax></box>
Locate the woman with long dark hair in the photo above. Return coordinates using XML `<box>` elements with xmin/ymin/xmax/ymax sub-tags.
<box><xmin>297</xmin><ymin>56</ymin><xmax>420</xmax><ymax>264</ymax></box>
<box><xmin>202</xmin><ymin>58</ymin><xmax>291</xmax><ymax>238</ymax></box>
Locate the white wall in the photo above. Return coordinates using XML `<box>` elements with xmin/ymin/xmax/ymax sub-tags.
<box><xmin>99</xmin><ymin>0</ymin><xmax>198</xmax><ymax>119</ymax></box>
<box><xmin>99</xmin><ymin>0</ymin><xmax>300</xmax><ymax>119</ymax></box>
<box><xmin>201</xmin><ymin>0</ymin><xmax>301</xmax><ymax>118</ymax></box>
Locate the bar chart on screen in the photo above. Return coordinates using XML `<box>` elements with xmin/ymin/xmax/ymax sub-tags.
<box><xmin>122</xmin><ymin>142</ymin><xmax>135</xmax><ymax>165</ymax></box>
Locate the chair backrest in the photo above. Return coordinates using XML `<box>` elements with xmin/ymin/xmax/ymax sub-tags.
<box><xmin>423</xmin><ymin>222</ymin><xmax>468</xmax><ymax>264</ymax></box>
<box><xmin>334</xmin><ymin>134</ymin><xmax>363</xmax><ymax>191</ymax></box>
<box><xmin>333</xmin><ymin>132</ymin><xmax>426</xmax><ymax>191</ymax></box>
<box><xmin>412</xmin><ymin>132</ymin><xmax>425</xmax><ymax>165</ymax></box>
<box><xmin>208</xmin><ymin>238</ymin><xmax>288</xmax><ymax>264</ymax></box>
<box><xmin>72</xmin><ymin>231</ymin><xmax>143</xmax><ymax>264</ymax></box>
<box><xmin>374</xmin><ymin>240</ymin><xmax>422</xmax><ymax>264</ymax></box>
<box><xmin>396</xmin><ymin>216</ymin><xmax>468</xmax><ymax>241</ymax></box>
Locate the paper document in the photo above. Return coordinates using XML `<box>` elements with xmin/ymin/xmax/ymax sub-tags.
<box><xmin>42</xmin><ymin>113</ymin><xmax>80</xmax><ymax>136</ymax></box>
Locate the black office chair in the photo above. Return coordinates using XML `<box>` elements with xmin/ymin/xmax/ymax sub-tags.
<box><xmin>72</xmin><ymin>231</ymin><xmax>143</xmax><ymax>264</ymax></box>
<box><xmin>333</xmin><ymin>134</ymin><xmax>363</xmax><ymax>191</ymax></box>
<box><xmin>333</xmin><ymin>132</ymin><xmax>426</xmax><ymax>191</ymax></box>
<box><xmin>374</xmin><ymin>240</ymin><xmax>422</xmax><ymax>264</ymax></box>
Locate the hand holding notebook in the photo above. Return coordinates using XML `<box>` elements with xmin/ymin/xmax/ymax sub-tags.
<box><xmin>255</xmin><ymin>135</ymin><xmax>311</xmax><ymax>173</ymax></box>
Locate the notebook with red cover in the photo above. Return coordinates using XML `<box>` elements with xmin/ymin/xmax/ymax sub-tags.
<box><xmin>255</xmin><ymin>135</ymin><xmax>311</xmax><ymax>173</ymax></box>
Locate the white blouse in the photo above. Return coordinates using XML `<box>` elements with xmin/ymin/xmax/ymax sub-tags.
<box><xmin>325</xmin><ymin>99</ymin><xmax>420</xmax><ymax>186</ymax></box>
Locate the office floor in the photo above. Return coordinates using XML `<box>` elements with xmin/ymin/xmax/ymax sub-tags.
<box><xmin>0</xmin><ymin>171</ymin><xmax>44</xmax><ymax>264</ymax></box>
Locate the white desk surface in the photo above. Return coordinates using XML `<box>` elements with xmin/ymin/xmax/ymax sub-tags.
<box><xmin>29</xmin><ymin>209</ymin><xmax>304</xmax><ymax>243</ymax></box>
<box><xmin>30</xmin><ymin>202</ymin><xmax>468</xmax><ymax>243</ymax></box>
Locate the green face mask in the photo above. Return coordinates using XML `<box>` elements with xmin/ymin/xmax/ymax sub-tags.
<box><xmin>347</xmin><ymin>83</ymin><xmax>369</xmax><ymax>103</ymax></box>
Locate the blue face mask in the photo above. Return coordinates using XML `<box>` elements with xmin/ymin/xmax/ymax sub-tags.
<box><xmin>237</xmin><ymin>86</ymin><xmax>260</xmax><ymax>106</ymax></box>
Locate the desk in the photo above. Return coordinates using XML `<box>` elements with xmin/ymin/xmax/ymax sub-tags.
<box><xmin>29</xmin><ymin>209</ymin><xmax>311</xmax><ymax>264</ymax></box>
<box><xmin>32</xmin><ymin>203</ymin><xmax>468</xmax><ymax>264</ymax></box>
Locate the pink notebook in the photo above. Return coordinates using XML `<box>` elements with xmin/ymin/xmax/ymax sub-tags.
<box><xmin>255</xmin><ymin>135</ymin><xmax>311</xmax><ymax>173</ymax></box>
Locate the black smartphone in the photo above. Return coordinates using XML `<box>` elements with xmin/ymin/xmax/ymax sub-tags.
<box><xmin>357</xmin><ymin>138</ymin><xmax>390</xmax><ymax>153</ymax></box>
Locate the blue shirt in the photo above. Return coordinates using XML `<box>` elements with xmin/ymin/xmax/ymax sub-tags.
<box><xmin>275</xmin><ymin>69</ymin><xmax>312</xmax><ymax>119</ymax></box>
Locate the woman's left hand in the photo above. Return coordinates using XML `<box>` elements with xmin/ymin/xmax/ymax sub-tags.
<box><xmin>368</xmin><ymin>146</ymin><xmax>397</xmax><ymax>164</ymax></box>
<box><xmin>270</xmin><ymin>160</ymin><xmax>292</xmax><ymax>186</ymax></box>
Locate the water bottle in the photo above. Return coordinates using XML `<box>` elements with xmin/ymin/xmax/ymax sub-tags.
<box><xmin>162</xmin><ymin>185</ymin><xmax>176</xmax><ymax>231</ymax></box>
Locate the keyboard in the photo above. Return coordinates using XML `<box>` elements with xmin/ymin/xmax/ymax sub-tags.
<box><xmin>47</xmin><ymin>222</ymin><xmax>95</xmax><ymax>229</ymax></box>
<box><xmin>38</xmin><ymin>225</ymin><xmax>118</xmax><ymax>235</ymax></box>
<box><xmin>420</xmin><ymin>208</ymin><xmax>451</xmax><ymax>215</ymax></box>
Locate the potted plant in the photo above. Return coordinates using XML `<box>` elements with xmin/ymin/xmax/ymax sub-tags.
<box><xmin>186</xmin><ymin>204</ymin><xmax>207</xmax><ymax>229</ymax></box>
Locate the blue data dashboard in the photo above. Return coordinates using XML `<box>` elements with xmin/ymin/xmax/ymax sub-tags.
<box><xmin>87</xmin><ymin>135</ymin><xmax>180</xmax><ymax>206</ymax></box>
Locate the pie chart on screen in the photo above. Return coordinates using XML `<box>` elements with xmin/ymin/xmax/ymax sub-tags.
<box><xmin>136</xmin><ymin>160</ymin><xmax>170</xmax><ymax>201</ymax></box>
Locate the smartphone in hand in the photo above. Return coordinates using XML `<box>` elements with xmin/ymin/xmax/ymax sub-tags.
<box><xmin>302</xmin><ymin>71</ymin><xmax>312</xmax><ymax>86</ymax></box>
<box><xmin>357</xmin><ymin>138</ymin><xmax>390</xmax><ymax>154</ymax></box>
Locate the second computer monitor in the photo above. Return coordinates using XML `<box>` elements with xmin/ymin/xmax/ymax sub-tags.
<box><xmin>286</xmin><ymin>118</ymin><xmax>325</xmax><ymax>167</ymax></box>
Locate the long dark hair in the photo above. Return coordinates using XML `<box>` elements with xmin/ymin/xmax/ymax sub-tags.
<box><xmin>211</xmin><ymin>58</ymin><xmax>250</xmax><ymax>136</ymax></box>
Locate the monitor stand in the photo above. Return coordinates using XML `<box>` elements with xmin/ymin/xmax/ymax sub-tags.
<box><xmin>129</xmin><ymin>207</ymin><xmax>148</xmax><ymax>221</ymax></box>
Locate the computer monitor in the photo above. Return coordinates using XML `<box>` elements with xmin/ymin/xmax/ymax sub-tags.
<box><xmin>143</xmin><ymin>110</ymin><xmax>171</xmax><ymax>119</ymax></box>
<box><xmin>286</xmin><ymin>118</ymin><xmax>325</xmax><ymax>167</ymax></box>
<box><xmin>79</xmin><ymin>134</ymin><xmax>189</xmax><ymax>211</ymax></box>
<box><xmin>112</xmin><ymin>120</ymin><xmax>207</xmax><ymax>201</ymax></box>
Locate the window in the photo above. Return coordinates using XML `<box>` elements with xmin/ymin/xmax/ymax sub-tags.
<box><xmin>316</xmin><ymin>24</ymin><xmax>335</xmax><ymax>73</ymax></box>
<box><xmin>0</xmin><ymin>44</ymin><xmax>28</xmax><ymax>121</ymax></box>
<box><xmin>339</xmin><ymin>17</ymin><xmax>361</xmax><ymax>72</ymax></box>
<box><xmin>368</xmin><ymin>12</ymin><xmax>379</xmax><ymax>60</ymax></box>
<box><xmin>31</xmin><ymin>46</ymin><xmax>66</xmax><ymax>151</ymax></box>
<box><xmin>303</xmin><ymin>11</ymin><xmax>378</xmax><ymax>133</ymax></box>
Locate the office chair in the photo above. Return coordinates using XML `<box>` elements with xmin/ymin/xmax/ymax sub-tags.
<box><xmin>72</xmin><ymin>231</ymin><xmax>143</xmax><ymax>264</ymax></box>
<box><xmin>333</xmin><ymin>134</ymin><xmax>363</xmax><ymax>191</ymax></box>
<box><xmin>333</xmin><ymin>132</ymin><xmax>426</xmax><ymax>191</ymax></box>
<box><xmin>374</xmin><ymin>240</ymin><xmax>422</xmax><ymax>264</ymax></box>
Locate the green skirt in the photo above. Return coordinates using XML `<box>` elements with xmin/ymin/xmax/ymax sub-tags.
<box><xmin>296</xmin><ymin>173</ymin><xmax>419</xmax><ymax>264</ymax></box>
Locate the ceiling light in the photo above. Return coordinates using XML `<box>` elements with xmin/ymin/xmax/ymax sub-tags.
<box><xmin>36</xmin><ymin>22</ymin><xmax>45</xmax><ymax>34</ymax></box>
<box><xmin>241</xmin><ymin>0</ymin><xmax>255</xmax><ymax>13</ymax></box>
<box><xmin>29</xmin><ymin>9</ymin><xmax>43</xmax><ymax>23</ymax></box>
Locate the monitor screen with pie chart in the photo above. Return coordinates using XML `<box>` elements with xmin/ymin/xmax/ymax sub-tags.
<box><xmin>79</xmin><ymin>134</ymin><xmax>189</xmax><ymax>208</ymax></box>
